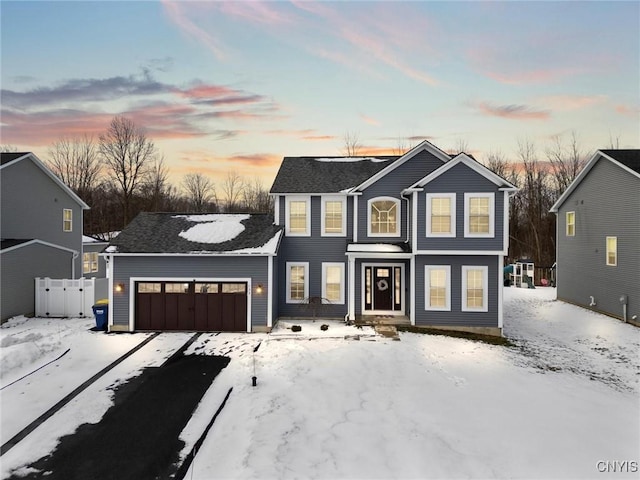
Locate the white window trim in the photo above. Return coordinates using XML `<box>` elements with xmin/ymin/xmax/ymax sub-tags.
<box><xmin>83</xmin><ymin>252</ymin><xmax>99</xmax><ymax>274</ymax></box>
<box><xmin>464</xmin><ymin>192</ymin><xmax>494</xmax><ymax>238</ymax></box>
<box><xmin>426</xmin><ymin>193</ymin><xmax>456</xmax><ymax>238</ymax></box>
<box><xmin>286</xmin><ymin>262</ymin><xmax>309</xmax><ymax>303</ymax></box>
<box><xmin>285</xmin><ymin>195</ymin><xmax>311</xmax><ymax>237</ymax></box>
<box><xmin>322</xmin><ymin>262</ymin><xmax>345</xmax><ymax>304</ymax></box>
<box><xmin>606</xmin><ymin>236</ymin><xmax>617</xmax><ymax>266</ymax></box>
<box><xmin>63</xmin><ymin>208</ymin><xmax>73</xmax><ymax>232</ymax></box>
<box><xmin>367</xmin><ymin>196</ymin><xmax>401</xmax><ymax>238</ymax></box>
<box><xmin>321</xmin><ymin>195</ymin><xmax>347</xmax><ymax>237</ymax></box>
<box><xmin>566</xmin><ymin>211</ymin><xmax>575</xmax><ymax>237</ymax></box>
<box><xmin>461</xmin><ymin>265</ymin><xmax>488</xmax><ymax>312</ymax></box>
<box><xmin>424</xmin><ymin>265</ymin><xmax>451</xmax><ymax>311</ymax></box>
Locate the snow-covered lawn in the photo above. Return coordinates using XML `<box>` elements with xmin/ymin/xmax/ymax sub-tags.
<box><xmin>1</xmin><ymin>287</ymin><xmax>639</xmax><ymax>479</ymax></box>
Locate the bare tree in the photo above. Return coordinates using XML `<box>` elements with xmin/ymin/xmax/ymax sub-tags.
<box><xmin>47</xmin><ymin>135</ymin><xmax>101</xmax><ymax>199</ymax></box>
<box><xmin>608</xmin><ymin>132</ymin><xmax>621</xmax><ymax>149</ymax></box>
<box><xmin>0</xmin><ymin>145</ymin><xmax>19</xmax><ymax>152</ymax></box>
<box><xmin>393</xmin><ymin>136</ymin><xmax>409</xmax><ymax>155</ymax></box>
<box><xmin>141</xmin><ymin>156</ymin><xmax>172</xmax><ymax>211</ymax></box>
<box><xmin>546</xmin><ymin>131</ymin><xmax>587</xmax><ymax>195</ymax></box>
<box><xmin>343</xmin><ymin>131</ymin><xmax>362</xmax><ymax>156</ymax></box>
<box><xmin>241</xmin><ymin>177</ymin><xmax>273</xmax><ymax>213</ymax></box>
<box><xmin>99</xmin><ymin>116</ymin><xmax>156</xmax><ymax>226</ymax></box>
<box><xmin>221</xmin><ymin>171</ymin><xmax>245</xmax><ymax>212</ymax></box>
<box><xmin>183</xmin><ymin>172</ymin><xmax>215</xmax><ymax>212</ymax></box>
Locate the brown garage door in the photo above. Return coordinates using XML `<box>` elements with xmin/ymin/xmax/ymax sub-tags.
<box><xmin>135</xmin><ymin>281</ymin><xmax>247</xmax><ymax>332</ymax></box>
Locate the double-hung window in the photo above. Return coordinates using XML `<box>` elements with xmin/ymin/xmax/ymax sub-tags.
<box><xmin>63</xmin><ymin>209</ymin><xmax>73</xmax><ymax>232</ymax></box>
<box><xmin>464</xmin><ymin>193</ymin><xmax>494</xmax><ymax>237</ymax></box>
<box><xmin>566</xmin><ymin>212</ymin><xmax>575</xmax><ymax>236</ymax></box>
<box><xmin>426</xmin><ymin>193</ymin><xmax>456</xmax><ymax>237</ymax></box>
<box><xmin>321</xmin><ymin>196</ymin><xmax>346</xmax><ymax>236</ymax></box>
<box><xmin>322</xmin><ymin>262</ymin><xmax>345</xmax><ymax>304</ymax></box>
<box><xmin>368</xmin><ymin>197</ymin><xmax>400</xmax><ymax>237</ymax></box>
<box><xmin>606</xmin><ymin>237</ymin><xmax>617</xmax><ymax>266</ymax></box>
<box><xmin>83</xmin><ymin>252</ymin><xmax>99</xmax><ymax>274</ymax></box>
<box><xmin>425</xmin><ymin>266</ymin><xmax>451</xmax><ymax>311</ymax></box>
<box><xmin>461</xmin><ymin>266</ymin><xmax>488</xmax><ymax>312</ymax></box>
<box><xmin>285</xmin><ymin>196</ymin><xmax>310</xmax><ymax>236</ymax></box>
<box><xmin>286</xmin><ymin>262</ymin><xmax>308</xmax><ymax>303</ymax></box>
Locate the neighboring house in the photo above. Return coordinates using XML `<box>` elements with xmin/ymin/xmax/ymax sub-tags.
<box><xmin>82</xmin><ymin>235</ymin><xmax>110</xmax><ymax>278</ymax></box>
<box><xmin>106</xmin><ymin>141</ymin><xmax>516</xmax><ymax>335</ymax></box>
<box><xmin>0</xmin><ymin>152</ymin><xmax>90</xmax><ymax>321</ymax></box>
<box><xmin>550</xmin><ymin>149</ymin><xmax>640</xmax><ymax>326</ymax></box>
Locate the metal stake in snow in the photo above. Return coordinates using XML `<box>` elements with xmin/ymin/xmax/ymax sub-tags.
<box><xmin>252</xmin><ymin>341</ymin><xmax>261</xmax><ymax>386</ymax></box>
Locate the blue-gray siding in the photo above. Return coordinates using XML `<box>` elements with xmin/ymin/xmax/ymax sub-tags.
<box><xmin>416</xmin><ymin>163</ymin><xmax>505</xmax><ymax>251</ymax></box>
<box><xmin>1</xmin><ymin>158</ymin><xmax>83</xmax><ymax>274</ymax></box>
<box><xmin>1</xmin><ymin>244</ymin><xmax>73</xmax><ymax>321</ymax></box>
<box><xmin>111</xmin><ymin>256</ymin><xmax>270</xmax><ymax>330</ymax></box>
<box><xmin>414</xmin><ymin>255</ymin><xmax>500</xmax><ymax>327</ymax></box>
<box><xmin>556</xmin><ymin>158</ymin><xmax>640</xmax><ymax>320</ymax></box>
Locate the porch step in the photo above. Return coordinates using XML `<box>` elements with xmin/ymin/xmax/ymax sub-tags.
<box><xmin>374</xmin><ymin>325</ymin><xmax>400</xmax><ymax>341</ymax></box>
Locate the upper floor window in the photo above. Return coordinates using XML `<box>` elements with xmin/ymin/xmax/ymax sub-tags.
<box><xmin>83</xmin><ymin>252</ymin><xmax>99</xmax><ymax>274</ymax></box>
<box><xmin>462</xmin><ymin>265</ymin><xmax>488</xmax><ymax>312</ymax></box>
<box><xmin>286</xmin><ymin>262</ymin><xmax>308</xmax><ymax>303</ymax></box>
<box><xmin>606</xmin><ymin>237</ymin><xmax>617</xmax><ymax>266</ymax></box>
<box><xmin>285</xmin><ymin>196</ymin><xmax>310</xmax><ymax>236</ymax></box>
<box><xmin>63</xmin><ymin>209</ymin><xmax>73</xmax><ymax>232</ymax></box>
<box><xmin>425</xmin><ymin>265</ymin><xmax>451</xmax><ymax>311</ymax></box>
<box><xmin>566</xmin><ymin>211</ymin><xmax>575</xmax><ymax>236</ymax></box>
<box><xmin>368</xmin><ymin>197</ymin><xmax>400</xmax><ymax>237</ymax></box>
<box><xmin>426</xmin><ymin>193</ymin><xmax>456</xmax><ymax>237</ymax></box>
<box><xmin>464</xmin><ymin>193</ymin><xmax>494</xmax><ymax>237</ymax></box>
<box><xmin>322</xmin><ymin>262</ymin><xmax>345</xmax><ymax>304</ymax></box>
<box><xmin>321</xmin><ymin>196</ymin><xmax>346</xmax><ymax>236</ymax></box>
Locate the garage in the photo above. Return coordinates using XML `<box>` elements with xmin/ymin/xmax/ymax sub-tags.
<box><xmin>135</xmin><ymin>281</ymin><xmax>248</xmax><ymax>332</ymax></box>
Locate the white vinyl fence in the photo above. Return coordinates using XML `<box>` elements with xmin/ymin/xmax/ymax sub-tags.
<box><xmin>35</xmin><ymin>277</ymin><xmax>108</xmax><ymax>318</ymax></box>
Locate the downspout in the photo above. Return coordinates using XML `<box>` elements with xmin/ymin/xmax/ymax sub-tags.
<box><xmin>400</xmin><ymin>191</ymin><xmax>411</xmax><ymax>246</ymax></box>
<box><xmin>71</xmin><ymin>250</ymin><xmax>79</xmax><ymax>279</ymax></box>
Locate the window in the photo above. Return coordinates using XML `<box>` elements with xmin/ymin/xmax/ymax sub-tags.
<box><xmin>368</xmin><ymin>197</ymin><xmax>400</xmax><ymax>237</ymax></box>
<box><xmin>166</xmin><ymin>283</ymin><xmax>189</xmax><ymax>293</ymax></box>
<box><xmin>286</xmin><ymin>262</ymin><xmax>308</xmax><ymax>303</ymax></box>
<box><xmin>462</xmin><ymin>266</ymin><xmax>488</xmax><ymax>312</ymax></box>
<box><xmin>222</xmin><ymin>283</ymin><xmax>247</xmax><ymax>293</ymax></box>
<box><xmin>425</xmin><ymin>266</ymin><xmax>451</xmax><ymax>311</ymax></box>
<box><xmin>83</xmin><ymin>252</ymin><xmax>99</xmax><ymax>274</ymax></box>
<box><xmin>138</xmin><ymin>283</ymin><xmax>161</xmax><ymax>293</ymax></box>
<box><xmin>426</xmin><ymin>193</ymin><xmax>456</xmax><ymax>237</ymax></box>
<box><xmin>566</xmin><ymin>211</ymin><xmax>575</xmax><ymax>236</ymax></box>
<box><xmin>63</xmin><ymin>209</ymin><xmax>73</xmax><ymax>232</ymax></box>
<box><xmin>321</xmin><ymin>196</ymin><xmax>346</xmax><ymax>236</ymax></box>
<box><xmin>196</xmin><ymin>283</ymin><xmax>219</xmax><ymax>293</ymax></box>
<box><xmin>285</xmin><ymin>196</ymin><xmax>310</xmax><ymax>236</ymax></box>
<box><xmin>464</xmin><ymin>193</ymin><xmax>494</xmax><ymax>237</ymax></box>
<box><xmin>606</xmin><ymin>237</ymin><xmax>617</xmax><ymax>266</ymax></box>
<box><xmin>322</xmin><ymin>263</ymin><xmax>345</xmax><ymax>304</ymax></box>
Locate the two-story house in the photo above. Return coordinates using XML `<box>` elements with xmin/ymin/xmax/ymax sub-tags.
<box><xmin>550</xmin><ymin>149</ymin><xmax>640</xmax><ymax>326</ymax></box>
<box><xmin>105</xmin><ymin>141</ymin><xmax>515</xmax><ymax>336</ymax></box>
<box><xmin>0</xmin><ymin>152</ymin><xmax>90</xmax><ymax>321</ymax></box>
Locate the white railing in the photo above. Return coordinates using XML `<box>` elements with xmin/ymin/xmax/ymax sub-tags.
<box><xmin>35</xmin><ymin>277</ymin><xmax>107</xmax><ymax>318</ymax></box>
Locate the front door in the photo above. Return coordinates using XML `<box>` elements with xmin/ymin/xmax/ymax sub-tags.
<box><xmin>364</xmin><ymin>264</ymin><xmax>403</xmax><ymax>314</ymax></box>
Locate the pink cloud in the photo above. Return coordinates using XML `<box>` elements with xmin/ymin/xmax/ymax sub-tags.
<box><xmin>472</xmin><ymin>101</ymin><xmax>550</xmax><ymax>120</ymax></box>
<box><xmin>176</xmin><ymin>84</ymin><xmax>241</xmax><ymax>99</ymax></box>
<box><xmin>615</xmin><ymin>104</ymin><xmax>640</xmax><ymax>117</ymax></box>
<box><xmin>360</xmin><ymin>114</ymin><xmax>380</xmax><ymax>127</ymax></box>
<box><xmin>216</xmin><ymin>2</ymin><xmax>294</xmax><ymax>26</ymax></box>
<box><xmin>539</xmin><ymin>94</ymin><xmax>607</xmax><ymax>111</ymax></box>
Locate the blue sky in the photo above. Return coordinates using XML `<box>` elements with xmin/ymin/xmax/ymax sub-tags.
<box><xmin>2</xmin><ymin>1</ymin><xmax>638</xmax><ymax>186</ymax></box>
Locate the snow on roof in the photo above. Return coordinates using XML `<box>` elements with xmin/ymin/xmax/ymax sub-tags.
<box><xmin>315</xmin><ymin>157</ymin><xmax>389</xmax><ymax>163</ymax></box>
<box><xmin>173</xmin><ymin>214</ymin><xmax>250</xmax><ymax>244</ymax></box>
<box><xmin>347</xmin><ymin>243</ymin><xmax>405</xmax><ymax>253</ymax></box>
<box><xmin>105</xmin><ymin>245</ymin><xmax>118</xmax><ymax>253</ymax></box>
<box><xmin>230</xmin><ymin>230</ymin><xmax>282</xmax><ymax>254</ymax></box>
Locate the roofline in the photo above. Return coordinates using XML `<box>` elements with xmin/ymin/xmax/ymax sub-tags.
<box><xmin>0</xmin><ymin>239</ymin><xmax>79</xmax><ymax>255</ymax></box>
<box><xmin>406</xmin><ymin>153</ymin><xmax>518</xmax><ymax>191</ymax></box>
<box><xmin>101</xmin><ymin>251</ymin><xmax>278</xmax><ymax>257</ymax></box>
<box><xmin>353</xmin><ymin>140</ymin><xmax>451</xmax><ymax>192</ymax></box>
<box><xmin>0</xmin><ymin>152</ymin><xmax>90</xmax><ymax>210</ymax></box>
<box><xmin>550</xmin><ymin>150</ymin><xmax>640</xmax><ymax>213</ymax></box>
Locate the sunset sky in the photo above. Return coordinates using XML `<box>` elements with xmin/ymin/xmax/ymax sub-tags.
<box><xmin>1</xmin><ymin>1</ymin><xmax>639</xmax><ymax>189</ymax></box>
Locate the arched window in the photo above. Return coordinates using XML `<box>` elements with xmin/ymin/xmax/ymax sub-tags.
<box><xmin>368</xmin><ymin>197</ymin><xmax>400</xmax><ymax>237</ymax></box>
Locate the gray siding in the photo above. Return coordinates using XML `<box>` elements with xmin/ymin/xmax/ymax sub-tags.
<box><xmin>1</xmin><ymin>158</ymin><xmax>83</xmax><ymax>275</ymax></box>
<box><xmin>82</xmin><ymin>243</ymin><xmax>108</xmax><ymax>278</ymax></box>
<box><xmin>1</xmin><ymin>244</ymin><xmax>73</xmax><ymax>321</ymax></box>
<box><xmin>414</xmin><ymin>255</ymin><xmax>500</xmax><ymax>327</ymax></box>
<box><xmin>556</xmin><ymin>158</ymin><xmax>640</xmax><ymax>320</ymax></box>
<box><xmin>111</xmin><ymin>255</ymin><xmax>270</xmax><ymax>330</ymax></box>
<box><xmin>416</xmin><ymin>163</ymin><xmax>505</xmax><ymax>251</ymax></box>
<box><xmin>358</xmin><ymin>150</ymin><xmax>444</xmax><ymax>243</ymax></box>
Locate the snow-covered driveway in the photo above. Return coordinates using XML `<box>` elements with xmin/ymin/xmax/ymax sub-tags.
<box><xmin>1</xmin><ymin>287</ymin><xmax>639</xmax><ymax>479</ymax></box>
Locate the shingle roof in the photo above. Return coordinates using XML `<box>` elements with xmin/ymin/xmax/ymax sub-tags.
<box><xmin>0</xmin><ymin>152</ymin><xmax>29</xmax><ymax>166</ymax></box>
<box><xmin>269</xmin><ymin>156</ymin><xmax>398</xmax><ymax>193</ymax></box>
<box><xmin>600</xmin><ymin>149</ymin><xmax>640</xmax><ymax>173</ymax></box>
<box><xmin>1</xmin><ymin>239</ymin><xmax>33</xmax><ymax>250</ymax></box>
<box><xmin>110</xmin><ymin>213</ymin><xmax>282</xmax><ymax>254</ymax></box>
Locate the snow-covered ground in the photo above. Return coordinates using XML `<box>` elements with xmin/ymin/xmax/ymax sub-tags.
<box><xmin>1</xmin><ymin>287</ymin><xmax>639</xmax><ymax>479</ymax></box>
